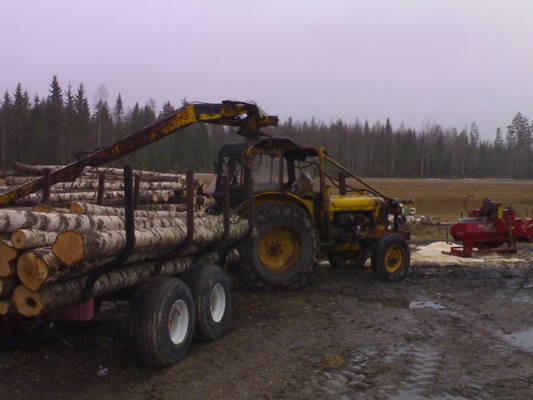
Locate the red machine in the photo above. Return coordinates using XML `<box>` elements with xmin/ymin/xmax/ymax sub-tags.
<box><xmin>448</xmin><ymin>198</ymin><xmax>533</xmax><ymax>257</ymax></box>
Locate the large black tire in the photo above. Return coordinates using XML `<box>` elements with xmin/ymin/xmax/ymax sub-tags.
<box><xmin>183</xmin><ymin>264</ymin><xmax>231</xmax><ymax>341</ymax></box>
<box><xmin>328</xmin><ymin>249</ymin><xmax>368</xmax><ymax>269</ymax></box>
<box><xmin>238</xmin><ymin>202</ymin><xmax>318</xmax><ymax>290</ymax></box>
<box><xmin>128</xmin><ymin>277</ymin><xmax>195</xmax><ymax>368</ymax></box>
<box><xmin>371</xmin><ymin>234</ymin><xmax>410</xmax><ymax>281</ymax></box>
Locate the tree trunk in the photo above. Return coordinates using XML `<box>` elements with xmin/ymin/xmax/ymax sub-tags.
<box><xmin>13</xmin><ymin>189</ymin><xmax>177</xmax><ymax>206</ymax></box>
<box><xmin>70</xmin><ymin>202</ymin><xmax>184</xmax><ymax>217</ymax></box>
<box><xmin>0</xmin><ymin>300</ymin><xmax>14</xmax><ymax>315</ymax></box>
<box><xmin>48</xmin><ymin>180</ymin><xmax>185</xmax><ymax>192</ymax></box>
<box><xmin>0</xmin><ymin>277</ymin><xmax>17</xmax><ymax>298</ymax></box>
<box><xmin>32</xmin><ymin>205</ymin><xmax>69</xmax><ymax>213</ymax></box>
<box><xmin>17</xmin><ymin>247</ymin><xmax>167</xmax><ymax>291</ymax></box>
<box><xmin>11</xmin><ymin>230</ymin><xmax>58</xmax><ymax>249</ymax></box>
<box><xmin>52</xmin><ymin>215</ymin><xmax>248</xmax><ymax>265</ymax></box>
<box><xmin>13</xmin><ymin>162</ymin><xmax>194</xmax><ymax>183</ymax></box>
<box><xmin>0</xmin><ymin>240</ymin><xmax>18</xmax><ymax>277</ymax></box>
<box><xmin>12</xmin><ymin>252</ymin><xmax>228</xmax><ymax>317</ymax></box>
<box><xmin>0</xmin><ymin>209</ymin><xmax>185</xmax><ymax>233</ymax></box>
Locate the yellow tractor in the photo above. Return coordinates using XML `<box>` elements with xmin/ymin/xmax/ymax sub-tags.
<box><xmin>212</xmin><ymin>137</ymin><xmax>411</xmax><ymax>289</ymax></box>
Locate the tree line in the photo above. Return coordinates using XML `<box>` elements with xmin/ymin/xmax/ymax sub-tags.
<box><xmin>1</xmin><ymin>76</ymin><xmax>531</xmax><ymax>178</ymax></box>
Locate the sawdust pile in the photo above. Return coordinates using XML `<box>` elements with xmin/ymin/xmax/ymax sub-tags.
<box><xmin>411</xmin><ymin>241</ymin><xmax>526</xmax><ymax>266</ymax></box>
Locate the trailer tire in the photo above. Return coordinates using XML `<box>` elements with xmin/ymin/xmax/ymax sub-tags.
<box><xmin>184</xmin><ymin>264</ymin><xmax>231</xmax><ymax>341</ymax></box>
<box><xmin>128</xmin><ymin>276</ymin><xmax>195</xmax><ymax>368</ymax></box>
<box><xmin>238</xmin><ymin>202</ymin><xmax>317</xmax><ymax>290</ymax></box>
<box><xmin>371</xmin><ymin>234</ymin><xmax>410</xmax><ymax>281</ymax></box>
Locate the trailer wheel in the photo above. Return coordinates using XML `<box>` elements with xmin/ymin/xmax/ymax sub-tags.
<box><xmin>371</xmin><ymin>234</ymin><xmax>410</xmax><ymax>281</ymax></box>
<box><xmin>328</xmin><ymin>249</ymin><xmax>368</xmax><ymax>269</ymax></box>
<box><xmin>184</xmin><ymin>264</ymin><xmax>231</xmax><ymax>341</ymax></box>
<box><xmin>128</xmin><ymin>276</ymin><xmax>195</xmax><ymax>368</ymax></box>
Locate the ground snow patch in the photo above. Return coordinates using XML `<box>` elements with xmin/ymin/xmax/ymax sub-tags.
<box><xmin>411</xmin><ymin>241</ymin><xmax>525</xmax><ymax>266</ymax></box>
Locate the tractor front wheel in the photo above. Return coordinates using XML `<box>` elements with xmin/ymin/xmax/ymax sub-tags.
<box><xmin>328</xmin><ymin>249</ymin><xmax>368</xmax><ymax>269</ymax></box>
<box><xmin>371</xmin><ymin>234</ymin><xmax>410</xmax><ymax>281</ymax></box>
<box><xmin>238</xmin><ymin>202</ymin><xmax>317</xmax><ymax>290</ymax></box>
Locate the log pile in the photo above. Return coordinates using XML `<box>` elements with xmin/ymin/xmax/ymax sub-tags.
<box><xmin>0</xmin><ymin>162</ymin><xmax>215</xmax><ymax>208</ymax></box>
<box><xmin>0</xmin><ymin>204</ymin><xmax>246</xmax><ymax>318</ymax></box>
<box><xmin>0</xmin><ymin>164</ymin><xmax>240</xmax><ymax>322</ymax></box>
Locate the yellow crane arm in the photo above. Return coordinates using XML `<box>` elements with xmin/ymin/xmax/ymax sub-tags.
<box><xmin>0</xmin><ymin>100</ymin><xmax>278</xmax><ymax>205</ymax></box>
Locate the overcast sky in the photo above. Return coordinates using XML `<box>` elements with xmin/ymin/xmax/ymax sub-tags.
<box><xmin>1</xmin><ymin>0</ymin><xmax>532</xmax><ymax>139</ymax></box>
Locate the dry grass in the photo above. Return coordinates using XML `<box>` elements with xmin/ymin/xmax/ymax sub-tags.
<box><xmin>352</xmin><ymin>178</ymin><xmax>533</xmax><ymax>219</ymax></box>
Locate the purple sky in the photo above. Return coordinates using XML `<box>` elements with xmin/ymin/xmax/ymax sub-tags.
<box><xmin>1</xmin><ymin>0</ymin><xmax>532</xmax><ymax>139</ymax></box>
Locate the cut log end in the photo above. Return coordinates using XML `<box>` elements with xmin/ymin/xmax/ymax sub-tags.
<box><xmin>52</xmin><ymin>231</ymin><xmax>84</xmax><ymax>266</ymax></box>
<box><xmin>0</xmin><ymin>300</ymin><xmax>13</xmax><ymax>315</ymax></box>
<box><xmin>17</xmin><ymin>252</ymin><xmax>48</xmax><ymax>291</ymax></box>
<box><xmin>69</xmin><ymin>202</ymin><xmax>84</xmax><ymax>214</ymax></box>
<box><xmin>12</xmin><ymin>285</ymin><xmax>43</xmax><ymax>317</ymax></box>
<box><xmin>11</xmin><ymin>231</ymin><xmax>27</xmax><ymax>249</ymax></box>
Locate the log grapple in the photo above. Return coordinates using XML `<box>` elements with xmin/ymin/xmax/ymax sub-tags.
<box><xmin>448</xmin><ymin>198</ymin><xmax>533</xmax><ymax>257</ymax></box>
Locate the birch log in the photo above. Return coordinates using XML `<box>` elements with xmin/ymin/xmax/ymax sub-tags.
<box><xmin>0</xmin><ymin>209</ymin><xmax>184</xmax><ymax>233</ymax></box>
<box><xmin>32</xmin><ymin>205</ymin><xmax>69</xmax><ymax>213</ymax></box>
<box><xmin>11</xmin><ymin>230</ymin><xmax>58</xmax><ymax>249</ymax></box>
<box><xmin>13</xmin><ymin>189</ymin><xmax>175</xmax><ymax>206</ymax></box>
<box><xmin>12</xmin><ymin>252</ymin><xmax>226</xmax><ymax>317</ymax></box>
<box><xmin>0</xmin><ymin>300</ymin><xmax>14</xmax><ymax>315</ymax></box>
<box><xmin>17</xmin><ymin>247</ymin><xmax>166</xmax><ymax>291</ymax></box>
<box><xmin>70</xmin><ymin>202</ymin><xmax>182</xmax><ymax>217</ymax></box>
<box><xmin>13</xmin><ymin>162</ymin><xmax>190</xmax><ymax>183</ymax></box>
<box><xmin>0</xmin><ymin>277</ymin><xmax>17</xmax><ymax>298</ymax></box>
<box><xmin>0</xmin><ymin>241</ymin><xmax>18</xmax><ymax>277</ymax></box>
<box><xmin>49</xmin><ymin>180</ymin><xmax>185</xmax><ymax>192</ymax></box>
<box><xmin>53</xmin><ymin>215</ymin><xmax>247</xmax><ymax>265</ymax></box>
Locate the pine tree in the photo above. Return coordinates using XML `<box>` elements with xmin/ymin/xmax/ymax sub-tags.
<box><xmin>73</xmin><ymin>83</ymin><xmax>91</xmax><ymax>155</ymax></box>
<box><xmin>45</xmin><ymin>75</ymin><xmax>65</xmax><ymax>162</ymax></box>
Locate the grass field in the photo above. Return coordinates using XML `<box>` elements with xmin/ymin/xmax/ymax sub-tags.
<box><xmin>354</xmin><ymin>178</ymin><xmax>533</xmax><ymax>219</ymax></box>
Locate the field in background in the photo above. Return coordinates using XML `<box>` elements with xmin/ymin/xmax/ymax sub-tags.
<box><xmin>356</xmin><ymin>178</ymin><xmax>533</xmax><ymax>219</ymax></box>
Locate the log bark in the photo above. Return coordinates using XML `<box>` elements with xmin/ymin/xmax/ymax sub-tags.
<box><xmin>5</xmin><ymin>175</ymin><xmax>100</xmax><ymax>186</ymax></box>
<box><xmin>32</xmin><ymin>205</ymin><xmax>68</xmax><ymax>213</ymax></box>
<box><xmin>0</xmin><ymin>240</ymin><xmax>18</xmax><ymax>277</ymax></box>
<box><xmin>13</xmin><ymin>162</ymin><xmax>191</xmax><ymax>183</ymax></box>
<box><xmin>0</xmin><ymin>209</ymin><xmax>184</xmax><ymax>233</ymax></box>
<box><xmin>12</xmin><ymin>252</ymin><xmax>228</xmax><ymax>317</ymax></box>
<box><xmin>49</xmin><ymin>181</ymin><xmax>185</xmax><ymax>192</ymax></box>
<box><xmin>70</xmin><ymin>202</ymin><xmax>183</xmax><ymax>217</ymax></box>
<box><xmin>17</xmin><ymin>247</ymin><xmax>165</xmax><ymax>291</ymax></box>
<box><xmin>13</xmin><ymin>189</ymin><xmax>176</xmax><ymax>206</ymax></box>
<box><xmin>0</xmin><ymin>277</ymin><xmax>17</xmax><ymax>298</ymax></box>
<box><xmin>53</xmin><ymin>215</ymin><xmax>247</xmax><ymax>265</ymax></box>
<box><xmin>11</xmin><ymin>230</ymin><xmax>58</xmax><ymax>250</ymax></box>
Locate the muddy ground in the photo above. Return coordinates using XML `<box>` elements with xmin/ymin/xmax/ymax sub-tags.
<box><xmin>1</xmin><ymin>244</ymin><xmax>532</xmax><ymax>400</ymax></box>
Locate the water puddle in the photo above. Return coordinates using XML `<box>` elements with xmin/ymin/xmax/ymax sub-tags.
<box><xmin>504</xmin><ymin>327</ymin><xmax>533</xmax><ymax>353</ymax></box>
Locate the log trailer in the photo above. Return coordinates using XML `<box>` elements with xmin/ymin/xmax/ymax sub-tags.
<box><xmin>0</xmin><ymin>100</ymin><xmax>411</xmax><ymax>367</ymax></box>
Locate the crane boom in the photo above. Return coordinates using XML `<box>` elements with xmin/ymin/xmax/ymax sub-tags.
<box><xmin>0</xmin><ymin>100</ymin><xmax>278</xmax><ymax>205</ymax></box>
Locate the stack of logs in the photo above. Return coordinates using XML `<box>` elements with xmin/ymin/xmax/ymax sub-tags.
<box><xmin>0</xmin><ymin>164</ymin><xmax>244</xmax><ymax>318</ymax></box>
<box><xmin>0</xmin><ymin>163</ymin><xmax>215</xmax><ymax>208</ymax></box>
<box><xmin>0</xmin><ymin>202</ymin><xmax>246</xmax><ymax>318</ymax></box>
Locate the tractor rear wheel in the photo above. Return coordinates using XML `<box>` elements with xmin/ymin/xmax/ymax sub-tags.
<box><xmin>371</xmin><ymin>234</ymin><xmax>410</xmax><ymax>281</ymax></box>
<box><xmin>238</xmin><ymin>202</ymin><xmax>317</xmax><ymax>290</ymax></box>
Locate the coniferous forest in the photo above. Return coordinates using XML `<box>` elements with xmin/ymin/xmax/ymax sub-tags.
<box><xmin>1</xmin><ymin>76</ymin><xmax>531</xmax><ymax>178</ymax></box>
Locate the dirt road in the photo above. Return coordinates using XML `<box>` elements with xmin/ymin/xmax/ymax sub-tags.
<box><xmin>1</xmin><ymin>245</ymin><xmax>532</xmax><ymax>400</ymax></box>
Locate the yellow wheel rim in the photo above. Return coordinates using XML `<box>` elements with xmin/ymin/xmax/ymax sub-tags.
<box><xmin>384</xmin><ymin>246</ymin><xmax>403</xmax><ymax>273</ymax></box>
<box><xmin>258</xmin><ymin>227</ymin><xmax>302</xmax><ymax>274</ymax></box>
